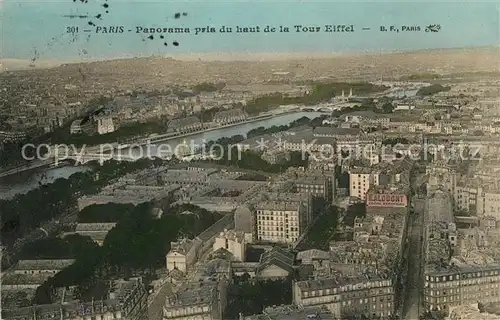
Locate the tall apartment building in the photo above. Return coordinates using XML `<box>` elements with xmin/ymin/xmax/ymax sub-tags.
<box><xmin>294</xmin><ymin>171</ymin><xmax>336</xmax><ymax>203</ymax></box>
<box><xmin>424</xmin><ymin>263</ymin><xmax>500</xmax><ymax>312</ymax></box>
<box><xmin>349</xmin><ymin>168</ymin><xmax>380</xmax><ymax>201</ymax></box>
<box><xmin>293</xmin><ymin>273</ymin><xmax>394</xmax><ymax>319</ymax></box>
<box><xmin>255</xmin><ymin>199</ymin><xmax>308</xmax><ymax>244</ymax></box>
<box><xmin>475</xmin><ymin>190</ymin><xmax>500</xmax><ymax>219</ymax></box>
<box><xmin>266</xmin><ymin>192</ymin><xmax>314</xmax><ymax>230</ymax></box>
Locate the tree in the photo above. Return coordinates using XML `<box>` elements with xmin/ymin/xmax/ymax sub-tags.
<box><xmin>381</xmin><ymin>102</ymin><xmax>395</xmax><ymax>113</ymax></box>
<box><xmin>1</xmin><ymin>158</ymin><xmax>165</xmax><ymax>266</ymax></box>
<box><xmin>78</xmin><ymin>203</ymin><xmax>135</xmax><ymax>223</ymax></box>
<box><xmin>454</xmin><ymin>208</ymin><xmax>470</xmax><ymax>217</ymax></box>
<box><xmin>417</xmin><ymin>84</ymin><xmax>451</xmax><ymax>96</ymax></box>
<box><xmin>192</xmin><ymin>82</ymin><xmax>225</xmax><ymax>93</ymax></box>
<box><xmin>343</xmin><ymin>203</ymin><xmax>366</xmax><ymax>227</ymax></box>
<box><xmin>32</xmin><ymin>203</ymin><xmax>223</xmax><ymax>303</ymax></box>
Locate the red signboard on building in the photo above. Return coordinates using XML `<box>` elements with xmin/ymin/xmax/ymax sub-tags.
<box><xmin>366</xmin><ymin>193</ymin><xmax>407</xmax><ymax>207</ymax></box>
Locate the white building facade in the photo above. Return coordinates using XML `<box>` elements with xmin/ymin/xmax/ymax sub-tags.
<box><xmin>213</xmin><ymin>229</ymin><xmax>246</xmax><ymax>261</ymax></box>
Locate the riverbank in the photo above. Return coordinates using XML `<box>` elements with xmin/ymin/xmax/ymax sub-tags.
<box><xmin>0</xmin><ymin>159</ymin><xmax>56</xmax><ymax>179</ymax></box>
<box><xmin>0</xmin><ymin>111</ymin><xmax>325</xmax><ymax>198</ymax></box>
<box><xmin>0</xmin><ymin>110</ymin><xmax>307</xmax><ymax>179</ymax></box>
<box><xmin>144</xmin><ymin>111</ymin><xmax>294</xmax><ymax>145</ymax></box>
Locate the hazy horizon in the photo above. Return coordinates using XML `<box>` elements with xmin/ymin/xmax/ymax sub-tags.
<box><xmin>1</xmin><ymin>45</ymin><xmax>498</xmax><ymax>73</ymax></box>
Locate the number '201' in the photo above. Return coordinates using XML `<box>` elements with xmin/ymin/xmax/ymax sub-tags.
<box><xmin>67</xmin><ymin>26</ymin><xmax>79</xmax><ymax>33</ymax></box>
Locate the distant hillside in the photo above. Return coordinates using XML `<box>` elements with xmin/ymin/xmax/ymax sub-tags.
<box><xmin>1</xmin><ymin>47</ymin><xmax>498</xmax><ymax>87</ymax></box>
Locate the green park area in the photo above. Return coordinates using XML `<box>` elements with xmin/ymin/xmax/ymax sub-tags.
<box><xmin>0</xmin><ymin>155</ymin><xmax>236</xmax><ymax>306</ymax></box>
<box><xmin>19</xmin><ymin>201</ymin><xmax>221</xmax><ymax>304</ymax></box>
<box><xmin>0</xmin><ymin>158</ymin><xmax>164</xmax><ymax>251</ymax></box>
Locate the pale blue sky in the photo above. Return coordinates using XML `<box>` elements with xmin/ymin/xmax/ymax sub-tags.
<box><xmin>1</xmin><ymin>0</ymin><xmax>499</xmax><ymax>60</ymax></box>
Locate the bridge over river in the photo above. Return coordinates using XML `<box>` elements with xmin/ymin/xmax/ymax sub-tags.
<box><xmin>0</xmin><ymin>110</ymin><xmax>328</xmax><ymax>179</ymax></box>
<box><xmin>0</xmin><ymin>159</ymin><xmax>57</xmax><ymax>179</ymax></box>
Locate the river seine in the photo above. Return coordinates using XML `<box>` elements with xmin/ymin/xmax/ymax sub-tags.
<box><xmin>0</xmin><ymin>111</ymin><xmax>327</xmax><ymax>199</ymax></box>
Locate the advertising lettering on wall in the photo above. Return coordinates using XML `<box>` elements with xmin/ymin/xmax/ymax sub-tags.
<box><xmin>366</xmin><ymin>193</ymin><xmax>408</xmax><ymax>207</ymax></box>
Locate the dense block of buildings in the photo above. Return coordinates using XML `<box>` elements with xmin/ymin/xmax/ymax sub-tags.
<box><xmin>244</xmin><ymin>305</ymin><xmax>335</xmax><ymax>319</ymax></box>
<box><xmin>163</xmin><ymin>283</ymin><xmax>221</xmax><ymax>320</ymax></box>
<box><xmin>166</xmin><ymin>214</ymin><xmax>234</xmax><ymax>275</ymax></box>
<box><xmin>338</xmin><ymin>111</ymin><xmax>391</xmax><ymax>128</ymax></box>
<box><xmin>454</xmin><ymin>180</ymin><xmax>500</xmax><ymax>219</ymax></box>
<box><xmin>231</xmin><ymin>246</ymin><xmax>295</xmax><ymax>280</ymax></box>
<box><xmin>423</xmin><ymin>171</ymin><xmax>500</xmax><ymax>313</ymax></box>
<box><xmin>2</xmin><ymin>277</ymin><xmax>147</xmax><ymax>320</ymax></box>
<box><xmin>424</xmin><ymin>264</ymin><xmax>500</xmax><ymax>312</ymax></box>
<box><xmin>163</xmin><ymin>259</ymin><xmax>231</xmax><ymax>320</ymax></box>
<box><xmin>69</xmin><ymin>114</ymin><xmax>114</xmax><ymax>136</ymax></box>
<box><xmin>292</xmin><ymin>272</ymin><xmax>394</xmax><ymax>319</ymax></box>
